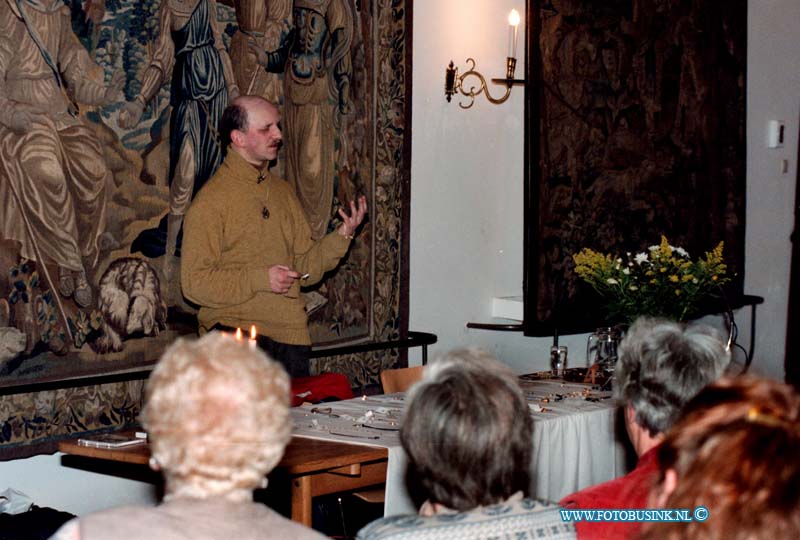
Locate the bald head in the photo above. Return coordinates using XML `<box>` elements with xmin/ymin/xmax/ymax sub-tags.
<box><xmin>220</xmin><ymin>95</ymin><xmax>282</xmax><ymax>167</ymax></box>
<box><xmin>220</xmin><ymin>96</ymin><xmax>275</xmax><ymax>148</ymax></box>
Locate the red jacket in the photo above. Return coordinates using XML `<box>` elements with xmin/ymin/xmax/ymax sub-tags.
<box><xmin>559</xmin><ymin>446</ymin><xmax>660</xmax><ymax>540</ymax></box>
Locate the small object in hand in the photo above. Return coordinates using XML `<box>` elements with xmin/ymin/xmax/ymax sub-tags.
<box><xmin>300</xmin><ymin>273</ymin><xmax>310</xmax><ymax>280</ymax></box>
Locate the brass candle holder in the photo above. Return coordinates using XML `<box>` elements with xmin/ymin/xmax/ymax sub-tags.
<box><xmin>445</xmin><ymin>57</ymin><xmax>525</xmax><ymax>109</ymax></box>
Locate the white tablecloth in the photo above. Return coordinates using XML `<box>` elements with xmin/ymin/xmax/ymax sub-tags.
<box><xmin>290</xmin><ymin>379</ymin><xmax>628</xmax><ymax>516</ymax></box>
<box><xmin>519</xmin><ymin>379</ymin><xmax>629</xmax><ymax>502</ymax></box>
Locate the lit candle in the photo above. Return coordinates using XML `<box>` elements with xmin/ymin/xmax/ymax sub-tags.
<box><xmin>235</xmin><ymin>327</ymin><xmax>242</xmax><ymax>341</ymax></box>
<box><xmin>507</xmin><ymin>9</ymin><xmax>521</xmax><ymax>59</ymax></box>
<box><xmin>249</xmin><ymin>325</ymin><xmax>258</xmax><ymax>351</ymax></box>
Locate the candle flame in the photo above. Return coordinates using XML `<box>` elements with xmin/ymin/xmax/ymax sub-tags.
<box><xmin>508</xmin><ymin>8</ymin><xmax>521</xmax><ymax>27</ymax></box>
<box><xmin>235</xmin><ymin>327</ymin><xmax>242</xmax><ymax>341</ymax></box>
<box><xmin>250</xmin><ymin>325</ymin><xmax>257</xmax><ymax>340</ymax></box>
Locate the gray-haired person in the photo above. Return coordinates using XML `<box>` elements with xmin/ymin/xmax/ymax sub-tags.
<box><xmin>50</xmin><ymin>331</ymin><xmax>326</xmax><ymax>540</ymax></box>
<box><xmin>357</xmin><ymin>348</ymin><xmax>576</xmax><ymax>540</ymax></box>
<box><xmin>560</xmin><ymin>317</ymin><xmax>730</xmax><ymax>540</ymax></box>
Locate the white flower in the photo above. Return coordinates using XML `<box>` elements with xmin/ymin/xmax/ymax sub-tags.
<box><xmin>622</xmin><ymin>268</ymin><xmax>630</xmax><ymax>275</ymax></box>
<box><xmin>607</xmin><ymin>278</ymin><xmax>619</xmax><ymax>285</ymax></box>
<box><xmin>648</xmin><ymin>245</ymin><xmax>659</xmax><ymax>252</ymax></box>
<box><xmin>635</xmin><ymin>253</ymin><xmax>649</xmax><ymax>265</ymax></box>
<box><xmin>673</xmin><ymin>246</ymin><xmax>689</xmax><ymax>257</ymax></box>
<box><xmin>616</xmin><ymin>258</ymin><xmax>623</xmax><ymax>264</ymax></box>
<box><xmin>692</xmin><ymin>278</ymin><xmax>699</xmax><ymax>284</ymax></box>
<box><xmin>629</xmin><ymin>285</ymin><xmax>638</xmax><ymax>290</ymax></box>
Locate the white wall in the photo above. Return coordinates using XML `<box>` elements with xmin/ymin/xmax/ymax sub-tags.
<box><xmin>1</xmin><ymin>0</ymin><xmax>798</xmax><ymax>518</ymax></box>
<box><xmin>744</xmin><ymin>0</ymin><xmax>800</xmax><ymax>379</ymax></box>
<box><xmin>409</xmin><ymin>0</ymin><xmax>557</xmax><ymax>374</ymax></box>
<box><xmin>409</xmin><ymin>0</ymin><xmax>800</xmax><ymax>381</ymax></box>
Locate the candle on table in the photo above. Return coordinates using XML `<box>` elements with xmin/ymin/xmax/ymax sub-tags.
<box><xmin>235</xmin><ymin>327</ymin><xmax>243</xmax><ymax>341</ymax></box>
<box><xmin>249</xmin><ymin>325</ymin><xmax>258</xmax><ymax>351</ymax></box>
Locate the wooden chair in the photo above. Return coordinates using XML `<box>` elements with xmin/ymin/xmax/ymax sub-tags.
<box><xmin>380</xmin><ymin>365</ymin><xmax>424</xmax><ymax>394</ymax></box>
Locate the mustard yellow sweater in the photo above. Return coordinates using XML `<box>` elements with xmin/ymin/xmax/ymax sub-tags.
<box><xmin>181</xmin><ymin>150</ymin><xmax>351</xmax><ymax>344</ymax></box>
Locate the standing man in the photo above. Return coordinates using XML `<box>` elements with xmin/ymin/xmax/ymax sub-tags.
<box><xmin>181</xmin><ymin>95</ymin><xmax>366</xmax><ymax>377</ymax></box>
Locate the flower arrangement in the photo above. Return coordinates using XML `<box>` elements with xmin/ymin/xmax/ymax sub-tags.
<box><xmin>572</xmin><ymin>236</ymin><xmax>729</xmax><ymax>323</ymax></box>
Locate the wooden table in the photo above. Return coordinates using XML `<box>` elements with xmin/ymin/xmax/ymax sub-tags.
<box><xmin>58</xmin><ymin>435</ymin><xmax>388</xmax><ymax>526</ymax></box>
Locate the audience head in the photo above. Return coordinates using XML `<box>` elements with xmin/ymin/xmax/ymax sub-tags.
<box><xmin>400</xmin><ymin>348</ymin><xmax>532</xmax><ymax>512</ymax></box>
<box><xmin>142</xmin><ymin>331</ymin><xmax>291</xmax><ymax>502</ymax></box>
<box><xmin>642</xmin><ymin>376</ymin><xmax>800</xmax><ymax>540</ymax></box>
<box><xmin>614</xmin><ymin>317</ymin><xmax>730</xmax><ymax>440</ymax></box>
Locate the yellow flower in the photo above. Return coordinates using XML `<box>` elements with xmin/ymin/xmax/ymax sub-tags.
<box><xmin>572</xmin><ymin>237</ymin><xmax>729</xmax><ymax>323</ymax></box>
<box><xmin>660</xmin><ymin>236</ymin><xmax>673</xmax><ymax>257</ymax></box>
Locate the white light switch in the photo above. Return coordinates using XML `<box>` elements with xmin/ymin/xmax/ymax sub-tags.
<box><xmin>767</xmin><ymin>120</ymin><xmax>785</xmax><ymax>148</ymax></box>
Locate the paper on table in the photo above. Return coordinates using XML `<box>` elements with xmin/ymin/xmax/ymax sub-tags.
<box><xmin>77</xmin><ymin>433</ymin><xmax>147</xmax><ymax>449</ymax></box>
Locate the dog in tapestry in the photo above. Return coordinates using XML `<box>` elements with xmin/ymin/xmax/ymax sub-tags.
<box><xmin>92</xmin><ymin>258</ymin><xmax>168</xmax><ymax>353</ymax></box>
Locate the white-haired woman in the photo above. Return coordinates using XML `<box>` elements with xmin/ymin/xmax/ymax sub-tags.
<box><xmin>50</xmin><ymin>331</ymin><xmax>325</xmax><ymax>540</ymax></box>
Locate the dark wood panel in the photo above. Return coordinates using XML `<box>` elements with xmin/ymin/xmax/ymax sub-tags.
<box><xmin>524</xmin><ymin>0</ymin><xmax>747</xmax><ymax>336</ymax></box>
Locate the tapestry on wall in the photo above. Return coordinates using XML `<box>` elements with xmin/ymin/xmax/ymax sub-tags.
<box><xmin>0</xmin><ymin>0</ymin><xmax>410</xmax><ymax>457</ymax></box>
<box><xmin>524</xmin><ymin>0</ymin><xmax>746</xmax><ymax>334</ymax></box>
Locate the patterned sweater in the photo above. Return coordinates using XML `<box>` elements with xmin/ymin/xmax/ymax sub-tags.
<box><xmin>357</xmin><ymin>498</ymin><xmax>576</xmax><ymax>540</ymax></box>
<box><xmin>181</xmin><ymin>150</ymin><xmax>351</xmax><ymax>344</ymax></box>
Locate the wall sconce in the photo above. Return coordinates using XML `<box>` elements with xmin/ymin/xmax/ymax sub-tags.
<box><xmin>445</xmin><ymin>9</ymin><xmax>526</xmax><ymax>109</ymax></box>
